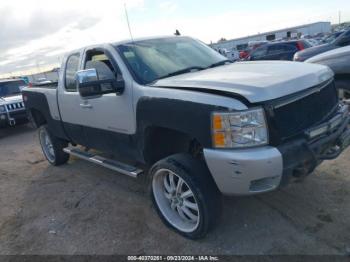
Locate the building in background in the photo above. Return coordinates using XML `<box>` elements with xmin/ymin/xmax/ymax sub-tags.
<box><xmin>211</xmin><ymin>21</ymin><xmax>332</xmax><ymax>51</ymax></box>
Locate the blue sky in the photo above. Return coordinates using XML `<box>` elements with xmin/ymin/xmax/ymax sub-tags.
<box><xmin>0</xmin><ymin>0</ymin><xmax>349</xmax><ymax>77</ymax></box>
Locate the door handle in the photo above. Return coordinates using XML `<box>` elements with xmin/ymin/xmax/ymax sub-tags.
<box><xmin>79</xmin><ymin>103</ymin><xmax>93</xmax><ymax>109</ymax></box>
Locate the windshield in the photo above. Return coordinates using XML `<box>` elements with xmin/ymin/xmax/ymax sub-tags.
<box><xmin>0</xmin><ymin>80</ymin><xmax>25</xmax><ymax>97</ymax></box>
<box><xmin>115</xmin><ymin>37</ymin><xmax>226</xmax><ymax>84</ymax></box>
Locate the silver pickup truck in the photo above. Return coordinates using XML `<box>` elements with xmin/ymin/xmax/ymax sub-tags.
<box><xmin>23</xmin><ymin>36</ymin><xmax>350</xmax><ymax>239</ymax></box>
<box><xmin>0</xmin><ymin>79</ymin><xmax>28</xmax><ymax>127</ymax></box>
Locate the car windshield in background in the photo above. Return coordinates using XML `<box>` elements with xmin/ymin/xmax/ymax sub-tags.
<box><xmin>115</xmin><ymin>37</ymin><xmax>227</xmax><ymax>84</ymax></box>
<box><xmin>0</xmin><ymin>81</ymin><xmax>25</xmax><ymax>97</ymax></box>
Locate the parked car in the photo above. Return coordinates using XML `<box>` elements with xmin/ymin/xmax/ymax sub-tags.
<box><xmin>306</xmin><ymin>46</ymin><xmax>350</xmax><ymax>98</ymax></box>
<box><xmin>248</xmin><ymin>40</ymin><xmax>311</xmax><ymax>61</ymax></box>
<box><xmin>225</xmin><ymin>48</ymin><xmax>240</xmax><ymax>61</ymax></box>
<box><xmin>248</xmin><ymin>40</ymin><xmax>268</xmax><ymax>49</ymax></box>
<box><xmin>294</xmin><ymin>29</ymin><xmax>350</xmax><ymax>61</ymax></box>
<box><xmin>0</xmin><ymin>79</ymin><xmax>28</xmax><ymax>127</ymax></box>
<box><xmin>322</xmin><ymin>31</ymin><xmax>344</xmax><ymax>44</ymax></box>
<box><xmin>239</xmin><ymin>49</ymin><xmax>250</xmax><ymax>60</ymax></box>
<box><xmin>23</xmin><ymin>36</ymin><xmax>350</xmax><ymax>239</ymax></box>
<box><xmin>305</xmin><ymin>38</ymin><xmax>320</xmax><ymax>47</ymax></box>
<box><xmin>239</xmin><ymin>41</ymin><xmax>268</xmax><ymax>60</ymax></box>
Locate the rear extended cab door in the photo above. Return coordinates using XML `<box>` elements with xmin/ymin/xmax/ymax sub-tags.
<box><xmin>57</xmin><ymin>49</ymin><xmax>87</xmax><ymax>146</ymax></box>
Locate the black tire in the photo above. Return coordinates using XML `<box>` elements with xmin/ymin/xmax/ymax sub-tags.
<box><xmin>38</xmin><ymin>125</ymin><xmax>69</xmax><ymax>166</ymax></box>
<box><xmin>150</xmin><ymin>153</ymin><xmax>221</xmax><ymax>239</ymax></box>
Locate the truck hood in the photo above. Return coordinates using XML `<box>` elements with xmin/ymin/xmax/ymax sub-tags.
<box><xmin>151</xmin><ymin>61</ymin><xmax>333</xmax><ymax>103</ymax></box>
<box><xmin>0</xmin><ymin>94</ymin><xmax>23</xmax><ymax>104</ymax></box>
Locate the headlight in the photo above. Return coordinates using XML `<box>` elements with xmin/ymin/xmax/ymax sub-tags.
<box><xmin>0</xmin><ymin>105</ymin><xmax>5</xmax><ymax>113</ymax></box>
<box><xmin>212</xmin><ymin>107</ymin><xmax>268</xmax><ymax>148</ymax></box>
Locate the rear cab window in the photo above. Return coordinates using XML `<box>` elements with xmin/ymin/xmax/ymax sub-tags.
<box><xmin>65</xmin><ymin>53</ymin><xmax>81</xmax><ymax>92</ymax></box>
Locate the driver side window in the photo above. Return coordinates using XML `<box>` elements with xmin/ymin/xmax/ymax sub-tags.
<box><xmin>84</xmin><ymin>51</ymin><xmax>116</xmax><ymax>78</ymax></box>
<box><xmin>84</xmin><ymin>50</ymin><xmax>119</xmax><ymax>93</ymax></box>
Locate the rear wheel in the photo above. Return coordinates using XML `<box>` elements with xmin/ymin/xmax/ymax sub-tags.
<box><xmin>39</xmin><ymin>125</ymin><xmax>69</xmax><ymax>166</ymax></box>
<box><xmin>150</xmin><ymin>153</ymin><xmax>221</xmax><ymax>239</ymax></box>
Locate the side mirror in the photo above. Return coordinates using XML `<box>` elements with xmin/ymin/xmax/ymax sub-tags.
<box><xmin>76</xmin><ymin>68</ymin><xmax>125</xmax><ymax>98</ymax></box>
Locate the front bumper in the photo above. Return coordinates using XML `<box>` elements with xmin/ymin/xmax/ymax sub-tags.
<box><xmin>204</xmin><ymin>104</ymin><xmax>350</xmax><ymax>196</ymax></box>
<box><xmin>0</xmin><ymin>109</ymin><xmax>28</xmax><ymax>127</ymax></box>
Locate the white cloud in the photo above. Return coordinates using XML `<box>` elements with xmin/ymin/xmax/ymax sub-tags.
<box><xmin>0</xmin><ymin>0</ymin><xmax>144</xmax><ymax>76</ymax></box>
<box><xmin>0</xmin><ymin>0</ymin><xmax>348</xmax><ymax>77</ymax></box>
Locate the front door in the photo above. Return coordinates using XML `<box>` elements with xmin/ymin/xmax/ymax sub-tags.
<box><xmin>77</xmin><ymin>47</ymin><xmax>135</xmax><ymax>154</ymax></box>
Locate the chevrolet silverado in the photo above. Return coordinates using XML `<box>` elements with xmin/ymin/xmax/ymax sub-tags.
<box><xmin>23</xmin><ymin>36</ymin><xmax>350</xmax><ymax>239</ymax></box>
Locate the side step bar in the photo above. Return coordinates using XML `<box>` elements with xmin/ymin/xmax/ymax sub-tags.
<box><xmin>63</xmin><ymin>147</ymin><xmax>143</xmax><ymax>178</ymax></box>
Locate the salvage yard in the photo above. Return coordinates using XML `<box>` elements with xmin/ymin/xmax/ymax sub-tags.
<box><xmin>0</xmin><ymin>124</ymin><xmax>350</xmax><ymax>255</ymax></box>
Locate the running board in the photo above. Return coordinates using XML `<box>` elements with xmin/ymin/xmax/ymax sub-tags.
<box><xmin>63</xmin><ymin>147</ymin><xmax>143</xmax><ymax>178</ymax></box>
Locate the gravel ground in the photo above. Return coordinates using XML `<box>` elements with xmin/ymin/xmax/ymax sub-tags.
<box><xmin>0</xmin><ymin>125</ymin><xmax>349</xmax><ymax>255</ymax></box>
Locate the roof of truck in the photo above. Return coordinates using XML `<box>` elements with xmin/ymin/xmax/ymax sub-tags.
<box><xmin>112</xmin><ymin>35</ymin><xmax>189</xmax><ymax>46</ymax></box>
<box><xmin>65</xmin><ymin>36</ymin><xmax>191</xmax><ymax>56</ymax></box>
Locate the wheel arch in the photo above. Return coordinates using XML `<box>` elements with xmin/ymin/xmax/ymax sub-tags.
<box><xmin>142</xmin><ymin>125</ymin><xmax>203</xmax><ymax>165</ymax></box>
<box><xmin>29</xmin><ymin>108</ymin><xmax>47</xmax><ymax>128</ymax></box>
<box><xmin>136</xmin><ymin>96</ymin><xmax>228</xmax><ymax>165</ymax></box>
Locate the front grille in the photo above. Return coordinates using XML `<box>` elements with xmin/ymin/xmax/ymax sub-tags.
<box><xmin>267</xmin><ymin>80</ymin><xmax>338</xmax><ymax>143</ymax></box>
<box><xmin>6</xmin><ymin>102</ymin><xmax>25</xmax><ymax>112</ymax></box>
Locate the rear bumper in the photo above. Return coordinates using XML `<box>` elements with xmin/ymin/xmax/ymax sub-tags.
<box><xmin>204</xmin><ymin>104</ymin><xmax>350</xmax><ymax>196</ymax></box>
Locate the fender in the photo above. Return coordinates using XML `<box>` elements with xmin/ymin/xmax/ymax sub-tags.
<box><xmin>136</xmin><ymin>96</ymin><xmax>229</xmax><ymax>149</ymax></box>
<box><xmin>22</xmin><ymin>91</ymin><xmax>68</xmax><ymax>140</ymax></box>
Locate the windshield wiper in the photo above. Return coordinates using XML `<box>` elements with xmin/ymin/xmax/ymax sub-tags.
<box><xmin>156</xmin><ymin>66</ymin><xmax>205</xmax><ymax>80</ymax></box>
<box><xmin>206</xmin><ymin>59</ymin><xmax>233</xmax><ymax>69</ymax></box>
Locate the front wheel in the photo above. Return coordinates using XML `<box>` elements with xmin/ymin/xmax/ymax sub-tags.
<box><xmin>150</xmin><ymin>153</ymin><xmax>221</xmax><ymax>239</ymax></box>
<box><xmin>39</xmin><ymin>125</ymin><xmax>69</xmax><ymax>166</ymax></box>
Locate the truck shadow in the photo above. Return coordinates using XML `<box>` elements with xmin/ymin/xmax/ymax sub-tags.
<box><xmin>0</xmin><ymin>124</ymin><xmax>33</xmax><ymax>140</ymax></box>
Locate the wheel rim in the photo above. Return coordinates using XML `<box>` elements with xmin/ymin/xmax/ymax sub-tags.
<box><xmin>152</xmin><ymin>168</ymin><xmax>200</xmax><ymax>233</ymax></box>
<box><xmin>39</xmin><ymin>129</ymin><xmax>55</xmax><ymax>163</ymax></box>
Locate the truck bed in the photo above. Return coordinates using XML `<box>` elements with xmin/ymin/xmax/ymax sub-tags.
<box><xmin>31</xmin><ymin>81</ymin><xmax>58</xmax><ymax>89</ymax></box>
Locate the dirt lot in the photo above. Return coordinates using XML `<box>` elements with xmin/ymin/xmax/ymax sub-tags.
<box><xmin>0</xmin><ymin>124</ymin><xmax>349</xmax><ymax>255</ymax></box>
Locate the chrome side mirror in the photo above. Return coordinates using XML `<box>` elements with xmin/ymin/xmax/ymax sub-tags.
<box><xmin>75</xmin><ymin>69</ymin><xmax>125</xmax><ymax>97</ymax></box>
<box><xmin>76</xmin><ymin>68</ymin><xmax>98</xmax><ymax>84</ymax></box>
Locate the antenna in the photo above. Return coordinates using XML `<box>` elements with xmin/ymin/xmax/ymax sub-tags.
<box><xmin>124</xmin><ymin>3</ymin><xmax>134</xmax><ymax>43</ymax></box>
